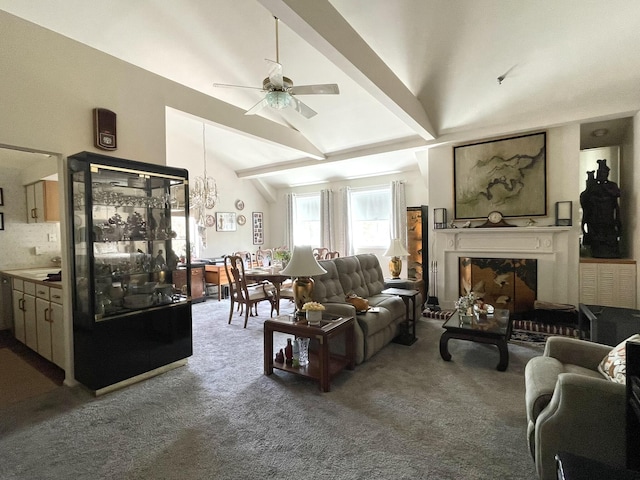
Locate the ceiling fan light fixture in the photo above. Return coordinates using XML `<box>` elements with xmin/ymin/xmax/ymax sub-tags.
<box><xmin>265</xmin><ymin>91</ymin><xmax>291</xmax><ymax>110</ymax></box>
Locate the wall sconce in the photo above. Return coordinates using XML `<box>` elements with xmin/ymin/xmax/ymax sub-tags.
<box><xmin>434</xmin><ymin>208</ymin><xmax>447</xmax><ymax>229</ymax></box>
<box><xmin>555</xmin><ymin>201</ymin><xmax>572</xmax><ymax>226</ymax></box>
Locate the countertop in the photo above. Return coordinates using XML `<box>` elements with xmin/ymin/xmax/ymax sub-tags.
<box><xmin>1</xmin><ymin>267</ymin><xmax>63</xmax><ymax>288</ymax></box>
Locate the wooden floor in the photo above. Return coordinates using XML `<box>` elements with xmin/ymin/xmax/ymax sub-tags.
<box><xmin>0</xmin><ymin>329</ymin><xmax>65</xmax><ymax>386</ymax></box>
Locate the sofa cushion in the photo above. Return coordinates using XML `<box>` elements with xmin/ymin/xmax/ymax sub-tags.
<box><xmin>312</xmin><ymin>260</ymin><xmax>346</xmax><ymax>303</ymax></box>
<box><xmin>598</xmin><ymin>334</ymin><xmax>640</xmax><ymax>384</ymax></box>
<box><xmin>333</xmin><ymin>256</ymin><xmax>369</xmax><ymax>298</ymax></box>
<box><xmin>355</xmin><ymin>308</ymin><xmax>394</xmax><ymax>338</ymax></box>
<box><xmin>368</xmin><ymin>293</ymin><xmax>406</xmax><ymax>320</ymax></box>
<box><xmin>355</xmin><ymin>254</ymin><xmax>386</xmax><ymax>296</ymax></box>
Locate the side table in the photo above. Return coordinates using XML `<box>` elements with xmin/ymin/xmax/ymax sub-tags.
<box><xmin>264</xmin><ymin>314</ymin><xmax>355</xmax><ymax>392</ymax></box>
<box><xmin>382</xmin><ymin>287</ymin><xmax>419</xmax><ymax>345</ymax></box>
<box><xmin>384</xmin><ymin>278</ymin><xmax>425</xmax><ymax>306</ymax></box>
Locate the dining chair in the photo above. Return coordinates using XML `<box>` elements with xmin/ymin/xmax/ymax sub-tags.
<box><xmin>255</xmin><ymin>248</ymin><xmax>273</xmax><ymax>267</ymax></box>
<box><xmin>233</xmin><ymin>251</ymin><xmax>253</xmax><ymax>269</ymax></box>
<box><xmin>224</xmin><ymin>255</ymin><xmax>275</xmax><ymax>327</ymax></box>
<box><xmin>312</xmin><ymin>247</ymin><xmax>329</xmax><ymax>260</ymax></box>
<box><xmin>325</xmin><ymin>251</ymin><xmax>340</xmax><ymax>259</ymax></box>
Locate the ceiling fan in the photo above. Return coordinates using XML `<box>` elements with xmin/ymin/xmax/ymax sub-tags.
<box><xmin>213</xmin><ymin>17</ymin><xmax>339</xmax><ymax>119</ymax></box>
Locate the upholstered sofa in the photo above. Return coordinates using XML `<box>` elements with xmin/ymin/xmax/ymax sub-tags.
<box><xmin>524</xmin><ymin>336</ymin><xmax>627</xmax><ymax>480</ymax></box>
<box><xmin>311</xmin><ymin>254</ymin><xmax>422</xmax><ymax>364</ymax></box>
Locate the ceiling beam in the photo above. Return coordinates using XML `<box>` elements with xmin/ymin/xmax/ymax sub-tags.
<box><xmin>236</xmin><ymin>136</ymin><xmax>428</xmax><ymax>179</ymax></box>
<box><xmin>166</xmin><ymin>106</ymin><xmax>325</xmax><ymax>161</ymax></box>
<box><xmin>258</xmin><ymin>0</ymin><xmax>437</xmax><ymax>141</ymax></box>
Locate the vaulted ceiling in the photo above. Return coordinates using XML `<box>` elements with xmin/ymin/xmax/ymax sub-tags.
<box><xmin>2</xmin><ymin>0</ymin><xmax>640</xmax><ymax>187</ymax></box>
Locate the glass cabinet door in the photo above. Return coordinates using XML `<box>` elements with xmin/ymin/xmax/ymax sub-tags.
<box><xmin>71</xmin><ymin>158</ymin><xmax>190</xmax><ymax>322</ymax></box>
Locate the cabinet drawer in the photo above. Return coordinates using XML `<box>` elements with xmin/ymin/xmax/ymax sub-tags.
<box><xmin>23</xmin><ymin>281</ymin><xmax>36</xmax><ymax>296</ymax></box>
<box><xmin>50</xmin><ymin>289</ymin><xmax>63</xmax><ymax>305</ymax></box>
<box><xmin>36</xmin><ymin>285</ymin><xmax>50</xmax><ymax>300</ymax></box>
<box><xmin>13</xmin><ymin>278</ymin><xmax>24</xmax><ymax>291</ymax></box>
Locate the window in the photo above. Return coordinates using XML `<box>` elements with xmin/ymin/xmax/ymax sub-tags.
<box><xmin>293</xmin><ymin>193</ymin><xmax>320</xmax><ymax>246</ymax></box>
<box><xmin>349</xmin><ymin>186</ymin><xmax>391</xmax><ymax>249</ymax></box>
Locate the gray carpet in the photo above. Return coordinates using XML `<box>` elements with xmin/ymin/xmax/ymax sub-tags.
<box><xmin>0</xmin><ymin>298</ymin><xmax>541</xmax><ymax>479</ymax></box>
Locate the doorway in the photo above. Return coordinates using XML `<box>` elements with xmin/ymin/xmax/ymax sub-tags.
<box><xmin>0</xmin><ymin>146</ymin><xmax>67</xmax><ymax>406</ymax></box>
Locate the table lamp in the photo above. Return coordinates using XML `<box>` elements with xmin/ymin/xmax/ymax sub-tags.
<box><xmin>281</xmin><ymin>245</ymin><xmax>327</xmax><ymax>313</ymax></box>
<box><xmin>384</xmin><ymin>238</ymin><xmax>410</xmax><ymax>279</ymax></box>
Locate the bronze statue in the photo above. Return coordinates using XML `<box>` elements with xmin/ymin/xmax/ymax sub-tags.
<box><xmin>580</xmin><ymin>159</ymin><xmax>621</xmax><ymax>258</ymax></box>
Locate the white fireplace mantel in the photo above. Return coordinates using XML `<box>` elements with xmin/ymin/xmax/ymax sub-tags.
<box><xmin>433</xmin><ymin>227</ymin><xmax>573</xmax><ymax>308</ymax></box>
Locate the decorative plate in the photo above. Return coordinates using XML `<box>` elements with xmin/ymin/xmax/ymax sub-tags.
<box><xmin>205</xmin><ymin>214</ymin><xmax>216</xmax><ymax>228</ymax></box>
<box><xmin>237</xmin><ymin>214</ymin><xmax>246</xmax><ymax>226</ymax></box>
<box><xmin>235</xmin><ymin>199</ymin><xmax>245</xmax><ymax>210</ymax></box>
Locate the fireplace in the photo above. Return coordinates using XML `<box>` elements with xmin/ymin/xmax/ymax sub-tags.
<box><xmin>434</xmin><ymin>226</ymin><xmax>574</xmax><ymax>310</ymax></box>
<box><xmin>459</xmin><ymin>257</ymin><xmax>537</xmax><ymax>317</ymax></box>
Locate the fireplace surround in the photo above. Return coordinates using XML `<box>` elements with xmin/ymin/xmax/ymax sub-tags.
<box><xmin>434</xmin><ymin>226</ymin><xmax>573</xmax><ymax>310</ymax></box>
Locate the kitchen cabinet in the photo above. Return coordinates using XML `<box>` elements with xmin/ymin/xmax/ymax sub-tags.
<box><xmin>579</xmin><ymin>259</ymin><xmax>637</xmax><ymax>309</ymax></box>
<box><xmin>11</xmin><ymin>276</ymin><xmax>65</xmax><ymax>369</ymax></box>
<box><xmin>26</xmin><ymin>180</ymin><xmax>60</xmax><ymax>223</ymax></box>
<box><xmin>35</xmin><ymin>285</ymin><xmax>65</xmax><ymax>368</ymax></box>
<box><xmin>12</xmin><ymin>278</ymin><xmax>37</xmax><ymax>349</ymax></box>
<box><xmin>69</xmin><ymin>151</ymin><xmax>192</xmax><ymax>392</ymax></box>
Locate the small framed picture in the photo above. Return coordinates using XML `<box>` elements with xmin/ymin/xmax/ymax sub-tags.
<box><xmin>0</xmin><ymin>188</ymin><xmax>3</xmax><ymax>206</ymax></box>
<box><xmin>0</xmin><ymin>212</ymin><xmax>4</xmax><ymax>231</ymax></box>
<box><xmin>216</xmin><ymin>212</ymin><xmax>236</xmax><ymax>232</ymax></box>
<box><xmin>252</xmin><ymin>212</ymin><xmax>264</xmax><ymax>245</ymax></box>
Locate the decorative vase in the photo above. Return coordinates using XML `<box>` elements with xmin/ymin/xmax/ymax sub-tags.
<box><xmin>458</xmin><ymin>309</ymin><xmax>474</xmax><ymax>326</ymax></box>
<box><xmin>285</xmin><ymin>339</ymin><xmax>293</xmax><ymax>365</ymax></box>
<box><xmin>306</xmin><ymin>309</ymin><xmax>322</xmax><ymax>325</ymax></box>
<box><xmin>296</xmin><ymin>337</ymin><xmax>310</xmax><ymax>366</ymax></box>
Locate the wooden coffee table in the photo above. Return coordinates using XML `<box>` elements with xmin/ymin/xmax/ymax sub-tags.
<box><xmin>439</xmin><ymin>310</ymin><xmax>513</xmax><ymax>371</ymax></box>
<box><xmin>264</xmin><ymin>314</ymin><xmax>355</xmax><ymax>392</ymax></box>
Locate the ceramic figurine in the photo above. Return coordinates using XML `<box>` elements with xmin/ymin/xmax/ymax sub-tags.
<box><xmin>275</xmin><ymin>349</ymin><xmax>284</xmax><ymax>363</ymax></box>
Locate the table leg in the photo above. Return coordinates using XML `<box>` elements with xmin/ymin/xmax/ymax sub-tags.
<box><xmin>319</xmin><ymin>336</ymin><xmax>330</xmax><ymax>392</ymax></box>
<box><xmin>496</xmin><ymin>339</ymin><xmax>509</xmax><ymax>371</ymax></box>
<box><xmin>346</xmin><ymin>324</ymin><xmax>355</xmax><ymax>370</ymax></box>
<box><xmin>439</xmin><ymin>332</ymin><xmax>452</xmax><ymax>361</ymax></box>
<box><xmin>273</xmin><ymin>281</ymin><xmax>281</xmax><ymax>316</ymax></box>
<box><xmin>264</xmin><ymin>326</ymin><xmax>274</xmax><ymax>375</ymax></box>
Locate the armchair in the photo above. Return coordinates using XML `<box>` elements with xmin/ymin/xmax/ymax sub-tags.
<box><xmin>525</xmin><ymin>336</ymin><xmax>626</xmax><ymax>480</ymax></box>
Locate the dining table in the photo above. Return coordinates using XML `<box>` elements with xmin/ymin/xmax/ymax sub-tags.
<box><xmin>244</xmin><ymin>267</ymin><xmax>292</xmax><ymax>315</ymax></box>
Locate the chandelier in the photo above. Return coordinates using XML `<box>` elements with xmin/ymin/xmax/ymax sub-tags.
<box><xmin>190</xmin><ymin>124</ymin><xmax>218</xmax><ymax>226</ymax></box>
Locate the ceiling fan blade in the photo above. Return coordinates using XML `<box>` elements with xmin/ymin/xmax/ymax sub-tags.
<box><xmin>289</xmin><ymin>96</ymin><xmax>317</xmax><ymax>119</ymax></box>
<box><xmin>213</xmin><ymin>82</ymin><xmax>265</xmax><ymax>91</ymax></box>
<box><xmin>266</xmin><ymin>60</ymin><xmax>284</xmax><ymax>89</ymax></box>
<box><xmin>290</xmin><ymin>84</ymin><xmax>340</xmax><ymax>95</ymax></box>
<box><xmin>245</xmin><ymin>98</ymin><xmax>269</xmax><ymax>116</ymax></box>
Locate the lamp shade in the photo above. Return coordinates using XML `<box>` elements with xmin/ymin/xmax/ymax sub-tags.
<box><xmin>383</xmin><ymin>238</ymin><xmax>410</xmax><ymax>258</ymax></box>
<box><xmin>280</xmin><ymin>246</ymin><xmax>327</xmax><ymax>277</ymax></box>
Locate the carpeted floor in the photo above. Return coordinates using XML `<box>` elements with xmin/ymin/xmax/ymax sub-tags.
<box><xmin>0</xmin><ymin>298</ymin><xmax>543</xmax><ymax>479</ymax></box>
<box><xmin>0</xmin><ymin>349</ymin><xmax>59</xmax><ymax>407</ymax></box>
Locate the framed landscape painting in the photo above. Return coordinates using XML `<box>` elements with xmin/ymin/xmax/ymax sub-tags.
<box><xmin>453</xmin><ymin>132</ymin><xmax>547</xmax><ymax>219</ymax></box>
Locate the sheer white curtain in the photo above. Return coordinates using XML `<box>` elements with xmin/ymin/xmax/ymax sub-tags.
<box><xmin>391</xmin><ymin>180</ymin><xmax>407</xmax><ymax>247</ymax></box>
<box><xmin>320</xmin><ymin>189</ymin><xmax>333</xmax><ymax>250</ymax></box>
<box><xmin>284</xmin><ymin>193</ymin><xmax>294</xmax><ymax>249</ymax></box>
<box><xmin>336</xmin><ymin>187</ymin><xmax>352</xmax><ymax>256</ymax></box>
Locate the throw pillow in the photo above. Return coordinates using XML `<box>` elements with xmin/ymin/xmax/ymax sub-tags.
<box><xmin>598</xmin><ymin>334</ymin><xmax>640</xmax><ymax>384</ymax></box>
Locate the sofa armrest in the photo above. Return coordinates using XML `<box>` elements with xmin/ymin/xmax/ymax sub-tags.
<box><xmin>534</xmin><ymin>372</ymin><xmax>626</xmax><ymax>480</ymax></box>
<box><xmin>321</xmin><ymin>302</ymin><xmax>357</xmax><ymax>318</ymax></box>
<box><xmin>543</xmin><ymin>336</ymin><xmax>612</xmax><ymax>371</ymax></box>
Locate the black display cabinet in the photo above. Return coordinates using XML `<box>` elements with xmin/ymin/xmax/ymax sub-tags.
<box><xmin>68</xmin><ymin>152</ymin><xmax>192</xmax><ymax>392</ymax></box>
<box><xmin>628</xmin><ymin>341</ymin><xmax>640</xmax><ymax>471</ymax></box>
